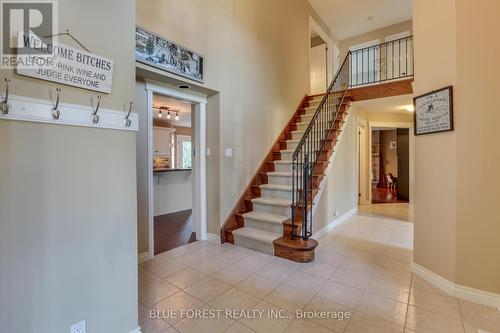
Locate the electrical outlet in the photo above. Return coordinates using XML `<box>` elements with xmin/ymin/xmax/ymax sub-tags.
<box><xmin>334</xmin><ymin>210</ymin><xmax>340</xmax><ymax>217</ymax></box>
<box><xmin>71</xmin><ymin>320</ymin><xmax>86</xmax><ymax>333</ymax></box>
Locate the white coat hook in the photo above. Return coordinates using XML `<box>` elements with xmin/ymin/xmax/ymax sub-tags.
<box><xmin>51</xmin><ymin>88</ymin><xmax>61</xmax><ymax>119</ymax></box>
<box><xmin>91</xmin><ymin>95</ymin><xmax>101</xmax><ymax>124</ymax></box>
<box><xmin>0</xmin><ymin>78</ymin><xmax>11</xmax><ymax>114</ymax></box>
<box><xmin>124</xmin><ymin>101</ymin><xmax>133</xmax><ymax>127</ymax></box>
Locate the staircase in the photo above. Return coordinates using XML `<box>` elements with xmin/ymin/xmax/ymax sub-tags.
<box><xmin>222</xmin><ymin>36</ymin><xmax>414</xmax><ymax>262</ymax></box>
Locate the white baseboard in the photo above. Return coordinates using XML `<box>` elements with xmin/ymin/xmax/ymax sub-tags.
<box><xmin>207</xmin><ymin>233</ymin><xmax>220</xmax><ymax>244</ymax></box>
<box><xmin>412</xmin><ymin>262</ymin><xmax>500</xmax><ymax>311</ymax></box>
<box><xmin>129</xmin><ymin>327</ymin><xmax>142</xmax><ymax>333</ymax></box>
<box><xmin>312</xmin><ymin>207</ymin><xmax>358</xmax><ymax>240</ymax></box>
<box><xmin>138</xmin><ymin>252</ymin><xmax>150</xmax><ymax>264</ymax></box>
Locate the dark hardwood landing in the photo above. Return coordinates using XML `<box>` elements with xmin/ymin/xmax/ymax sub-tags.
<box><xmin>154</xmin><ymin>209</ymin><xmax>196</xmax><ymax>255</ymax></box>
<box><xmin>348</xmin><ymin>78</ymin><xmax>413</xmax><ymax>101</ymax></box>
<box><xmin>372</xmin><ymin>186</ymin><xmax>409</xmax><ymax>204</ymax></box>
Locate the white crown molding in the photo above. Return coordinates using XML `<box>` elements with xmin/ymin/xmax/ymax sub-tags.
<box><xmin>412</xmin><ymin>262</ymin><xmax>500</xmax><ymax>311</ymax></box>
<box><xmin>0</xmin><ymin>94</ymin><xmax>138</xmax><ymax>131</ymax></box>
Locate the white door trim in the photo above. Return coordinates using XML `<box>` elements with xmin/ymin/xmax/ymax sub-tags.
<box><xmin>144</xmin><ymin>79</ymin><xmax>208</xmax><ymax>259</ymax></box>
<box><xmin>367</xmin><ymin>121</ymin><xmax>414</xmax><ymax>204</ymax></box>
<box><xmin>309</xmin><ymin>15</ymin><xmax>335</xmax><ymax>91</ymax></box>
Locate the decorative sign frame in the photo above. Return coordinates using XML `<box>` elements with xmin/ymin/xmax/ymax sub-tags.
<box><xmin>413</xmin><ymin>86</ymin><xmax>454</xmax><ymax>135</ymax></box>
<box><xmin>135</xmin><ymin>26</ymin><xmax>204</xmax><ymax>83</ymax></box>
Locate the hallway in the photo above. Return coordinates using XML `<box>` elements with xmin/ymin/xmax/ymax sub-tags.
<box><xmin>138</xmin><ymin>211</ymin><xmax>498</xmax><ymax>333</ymax></box>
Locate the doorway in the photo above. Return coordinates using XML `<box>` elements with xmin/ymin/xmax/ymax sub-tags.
<box><xmin>144</xmin><ymin>80</ymin><xmax>208</xmax><ymax>260</ymax></box>
<box><xmin>309</xmin><ymin>16</ymin><xmax>337</xmax><ymax>95</ymax></box>
<box><xmin>151</xmin><ymin>94</ymin><xmax>196</xmax><ymax>255</ymax></box>
<box><xmin>371</xmin><ymin>128</ymin><xmax>410</xmax><ymax>204</ymax></box>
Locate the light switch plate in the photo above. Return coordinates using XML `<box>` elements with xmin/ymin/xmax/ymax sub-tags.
<box><xmin>71</xmin><ymin>320</ymin><xmax>86</xmax><ymax>333</ymax></box>
<box><xmin>206</xmin><ymin>147</ymin><xmax>211</xmax><ymax>156</ymax></box>
<box><xmin>225</xmin><ymin>148</ymin><xmax>232</xmax><ymax>157</ymax></box>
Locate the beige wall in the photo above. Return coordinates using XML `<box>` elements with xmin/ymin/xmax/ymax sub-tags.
<box><xmin>313</xmin><ymin>114</ymin><xmax>358</xmax><ymax>230</ymax></box>
<box><xmin>339</xmin><ymin>20</ymin><xmax>413</xmax><ymax>58</ymax></box>
<box><xmin>136</xmin><ymin>0</ymin><xmax>333</xmax><ymax>236</ymax></box>
<box><xmin>413</xmin><ymin>0</ymin><xmax>500</xmax><ymax>294</ymax></box>
<box><xmin>0</xmin><ymin>1</ymin><xmax>137</xmax><ymax>332</ymax></box>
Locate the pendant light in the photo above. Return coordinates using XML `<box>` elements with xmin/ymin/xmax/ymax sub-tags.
<box><xmin>166</xmin><ymin>111</ymin><xmax>171</xmax><ymax>120</ymax></box>
<box><xmin>175</xmin><ymin>112</ymin><xmax>180</xmax><ymax>121</ymax></box>
<box><xmin>159</xmin><ymin>110</ymin><xmax>162</xmax><ymax>118</ymax></box>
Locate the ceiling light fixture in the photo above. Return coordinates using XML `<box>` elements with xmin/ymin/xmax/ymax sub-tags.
<box><xmin>159</xmin><ymin>110</ymin><xmax>162</xmax><ymax>118</ymax></box>
<box><xmin>166</xmin><ymin>111</ymin><xmax>171</xmax><ymax>120</ymax></box>
<box><xmin>405</xmin><ymin>105</ymin><xmax>415</xmax><ymax>112</ymax></box>
<box><xmin>177</xmin><ymin>84</ymin><xmax>191</xmax><ymax>89</ymax></box>
<box><xmin>175</xmin><ymin>112</ymin><xmax>180</xmax><ymax>121</ymax></box>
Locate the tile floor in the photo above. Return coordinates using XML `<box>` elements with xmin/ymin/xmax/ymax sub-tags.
<box><xmin>138</xmin><ymin>210</ymin><xmax>499</xmax><ymax>333</ymax></box>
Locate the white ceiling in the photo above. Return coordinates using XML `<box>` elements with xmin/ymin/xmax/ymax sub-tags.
<box><xmin>353</xmin><ymin>94</ymin><xmax>413</xmax><ymax>114</ymax></box>
<box><xmin>309</xmin><ymin>0</ymin><xmax>412</xmax><ymax>40</ymax></box>
<box><xmin>153</xmin><ymin>94</ymin><xmax>192</xmax><ymax>127</ymax></box>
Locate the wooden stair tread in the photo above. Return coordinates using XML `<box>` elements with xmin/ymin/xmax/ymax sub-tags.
<box><xmin>273</xmin><ymin>236</ymin><xmax>318</xmax><ymax>251</ymax></box>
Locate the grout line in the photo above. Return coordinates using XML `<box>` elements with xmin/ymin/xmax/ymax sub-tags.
<box><xmin>458</xmin><ymin>299</ymin><xmax>467</xmax><ymax>333</ymax></box>
<box><xmin>403</xmin><ymin>273</ymin><xmax>414</xmax><ymax>332</ymax></box>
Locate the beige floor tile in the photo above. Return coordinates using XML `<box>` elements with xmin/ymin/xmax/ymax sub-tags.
<box><xmin>184</xmin><ymin>277</ymin><xmax>230</xmax><ymax>302</ymax></box>
<box><xmin>165</xmin><ymin>267</ymin><xmax>207</xmax><ymax>289</ymax></box>
<box><xmin>298</xmin><ymin>261</ymin><xmax>337</xmax><ymax>279</ymax></box>
<box><xmin>139</xmin><ymin>278</ymin><xmax>181</xmax><ymax>307</ymax></box>
<box><xmin>459</xmin><ymin>299</ymin><xmax>500</xmax><ymax>333</ymax></box>
<box><xmin>216</xmin><ymin>249</ymin><xmax>246</xmax><ymax>264</ymax></box>
<box><xmin>371</xmin><ymin>265</ymin><xmax>412</xmax><ymax>286</ymax></box>
<box><xmin>355</xmin><ymin>292</ymin><xmax>407</xmax><ymax>326</ymax></box>
<box><xmin>257</xmin><ymin>262</ymin><xmax>293</xmax><ymax>283</ymax></box>
<box><xmin>225</xmin><ymin>321</ymin><xmax>256</xmax><ymax>333</ymax></box>
<box><xmin>209</xmin><ymin>288</ymin><xmax>261</xmax><ymax>310</ymax></box>
<box><xmin>340</xmin><ymin>257</ymin><xmax>376</xmax><ymax>275</ymax></box>
<box><xmin>330</xmin><ymin>267</ymin><xmax>371</xmax><ymax>290</ymax></box>
<box><xmin>315</xmin><ymin>249</ymin><xmax>347</xmax><ymax>267</ymax></box>
<box><xmin>345</xmin><ymin>312</ymin><xmax>404</xmax><ymax>333</ymax></box>
<box><xmin>236</xmin><ymin>273</ymin><xmax>281</xmax><ymax>298</ymax></box>
<box><xmin>211</xmin><ymin>264</ymin><xmax>253</xmax><ymax>286</ymax></box>
<box><xmin>239</xmin><ymin>300</ymin><xmax>295</xmax><ymax>333</ymax></box>
<box><xmin>191</xmin><ymin>258</ymin><xmax>230</xmax><ymax>275</ymax></box>
<box><xmin>153</xmin><ymin>290</ymin><xmax>205</xmax><ymax>325</ymax></box>
<box><xmin>410</xmin><ymin>275</ymin><xmax>449</xmax><ymax>296</ymax></box>
<box><xmin>142</xmin><ymin>257</ymin><xmax>187</xmax><ymax>278</ymax></box>
<box><xmin>285</xmin><ymin>319</ymin><xmax>331</xmax><ymax>333</ymax></box>
<box><xmin>409</xmin><ymin>288</ymin><xmax>461</xmax><ymax>319</ymax></box>
<box><xmin>233</xmin><ymin>255</ymin><xmax>271</xmax><ymax>272</ymax></box>
<box><xmin>366</xmin><ymin>276</ymin><xmax>410</xmax><ymax>303</ymax></box>
<box><xmin>174</xmin><ymin>250</ymin><xmax>208</xmax><ymax>266</ymax></box>
<box><xmin>265</xmin><ymin>284</ymin><xmax>314</xmax><ymax>312</ymax></box>
<box><xmin>139</xmin><ymin>303</ymin><xmax>177</xmax><ymax>333</ymax></box>
<box><xmin>283</xmin><ymin>270</ymin><xmax>328</xmax><ymax>294</ymax></box>
<box><xmin>318</xmin><ymin>280</ymin><xmax>364</xmax><ymax>308</ymax></box>
<box><xmin>405</xmin><ymin>305</ymin><xmax>465</xmax><ymax>333</ymax></box>
<box><xmin>173</xmin><ymin>304</ymin><xmax>234</xmax><ymax>333</ymax></box>
<box><xmin>272</xmin><ymin>256</ymin><xmax>306</xmax><ymax>270</ymax></box>
<box><xmin>139</xmin><ymin>266</ymin><xmax>162</xmax><ymax>285</ymax></box>
<box><xmin>304</xmin><ymin>296</ymin><xmax>353</xmax><ymax>332</ymax></box>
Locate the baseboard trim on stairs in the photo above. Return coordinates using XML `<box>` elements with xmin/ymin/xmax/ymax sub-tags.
<box><xmin>138</xmin><ymin>252</ymin><xmax>150</xmax><ymax>264</ymax></box>
<box><xmin>129</xmin><ymin>327</ymin><xmax>142</xmax><ymax>333</ymax></box>
<box><xmin>207</xmin><ymin>233</ymin><xmax>221</xmax><ymax>244</ymax></box>
<box><xmin>311</xmin><ymin>207</ymin><xmax>358</xmax><ymax>240</ymax></box>
<box><xmin>411</xmin><ymin>261</ymin><xmax>500</xmax><ymax>311</ymax></box>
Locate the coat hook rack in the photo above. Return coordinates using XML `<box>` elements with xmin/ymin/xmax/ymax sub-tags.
<box><xmin>91</xmin><ymin>95</ymin><xmax>101</xmax><ymax>124</ymax></box>
<box><xmin>1</xmin><ymin>78</ymin><xmax>11</xmax><ymax>114</ymax></box>
<box><xmin>124</xmin><ymin>101</ymin><xmax>133</xmax><ymax>127</ymax></box>
<box><xmin>51</xmin><ymin>88</ymin><xmax>61</xmax><ymax>119</ymax></box>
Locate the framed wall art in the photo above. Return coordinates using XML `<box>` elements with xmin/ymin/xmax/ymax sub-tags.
<box><xmin>135</xmin><ymin>26</ymin><xmax>204</xmax><ymax>82</ymax></box>
<box><xmin>413</xmin><ymin>86</ymin><xmax>454</xmax><ymax>135</ymax></box>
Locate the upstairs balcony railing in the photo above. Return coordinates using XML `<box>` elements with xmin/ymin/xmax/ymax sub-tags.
<box><xmin>291</xmin><ymin>36</ymin><xmax>413</xmax><ymax>240</ymax></box>
<box><xmin>350</xmin><ymin>35</ymin><xmax>413</xmax><ymax>87</ymax></box>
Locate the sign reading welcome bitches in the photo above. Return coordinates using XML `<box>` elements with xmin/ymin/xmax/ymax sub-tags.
<box><xmin>16</xmin><ymin>31</ymin><xmax>114</xmax><ymax>94</ymax></box>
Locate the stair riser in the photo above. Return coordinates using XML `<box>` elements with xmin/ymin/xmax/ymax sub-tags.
<box><xmin>268</xmin><ymin>175</ymin><xmax>293</xmax><ymax>186</ymax></box>
<box><xmin>253</xmin><ymin>202</ymin><xmax>291</xmax><ymax>216</ymax></box>
<box><xmin>280</xmin><ymin>151</ymin><xmax>293</xmax><ymax>161</ymax></box>
<box><xmin>261</xmin><ymin>188</ymin><xmax>292</xmax><ymax>200</ymax></box>
<box><xmin>244</xmin><ymin>217</ymin><xmax>283</xmax><ymax>234</ymax></box>
<box><xmin>287</xmin><ymin>138</ymin><xmax>323</xmax><ymax>150</ymax></box>
<box><xmin>233</xmin><ymin>234</ymin><xmax>275</xmax><ymax>256</ymax></box>
<box><xmin>296</xmin><ymin>121</ymin><xmax>330</xmax><ymax>130</ymax></box>
<box><xmin>274</xmin><ymin>163</ymin><xmax>292</xmax><ymax>173</ymax></box>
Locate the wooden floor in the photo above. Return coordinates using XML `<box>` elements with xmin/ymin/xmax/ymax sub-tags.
<box><xmin>154</xmin><ymin>209</ymin><xmax>196</xmax><ymax>255</ymax></box>
<box><xmin>372</xmin><ymin>186</ymin><xmax>409</xmax><ymax>204</ymax></box>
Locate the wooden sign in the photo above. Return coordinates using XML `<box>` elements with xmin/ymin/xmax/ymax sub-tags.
<box><xmin>414</xmin><ymin>86</ymin><xmax>454</xmax><ymax>135</ymax></box>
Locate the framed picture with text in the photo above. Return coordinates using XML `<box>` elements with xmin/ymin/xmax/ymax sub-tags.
<box><xmin>413</xmin><ymin>86</ymin><xmax>454</xmax><ymax>135</ymax></box>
